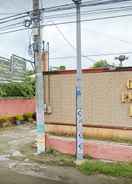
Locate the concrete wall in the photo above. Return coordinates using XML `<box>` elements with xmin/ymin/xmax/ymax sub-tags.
<box><xmin>44</xmin><ymin>68</ymin><xmax>132</xmax><ymax>128</ymax></box>
<box><xmin>46</xmin><ymin>134</ymin><xmax>132</xmax><ymax>161</ymax></box>
<box><xmin>44</xmin><ymin>73</ymin><xmax>75</xmax><ymax>124</ymax></box>
<box><xmin>0</xmin><ymin>98</ymin><xmax>35</xmax><ymax>116</ymax></box>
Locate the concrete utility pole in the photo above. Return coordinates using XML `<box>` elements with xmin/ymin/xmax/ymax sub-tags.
<box><xmin>72</xmin><ymin>0</ymin><xmax>84</xmax><ymax>161</ymax></box>
<box><xmin>32</xmin><ymin>0</ymin><xmax>45</xmax><ymax>154</ymax></box>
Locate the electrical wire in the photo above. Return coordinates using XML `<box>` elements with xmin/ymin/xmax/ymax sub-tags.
<box><xmin>0</xmin><ymin>3</ymin><xmax>72</xmax><ymax>24</ymax></box>
<box><xmin>0</xmin><ymin>12</ymin><xmax>28</xmax><ymax>22</ymax></box>
<box><xmin>0</xmin><ymin>0</ymin><xmax>131</xmax><ymax>69</ymax></box>
<box><xmin>0</xmin><ymin>15</ymin><xmax>29</xmax><ymax>25</ymax></box>
<box><xmin>49</xmin><ymin>51</ymin><xmax>132</xmax><ymax>60</ymax></box>
<box><xmin>0</xmin><ymin>1</ymin><xmax>132</xmax><ymax>36</ymax></box>
<box><xmin>83</xmin><ymin>28</ymin><xmax>132</xmax><ymax>45</ymax></box>
<box><xmin>43</xmin><ymin>6</ymin><xmax>132</xmax><ymax>21</ymax></box>
<box><xmin>81</xmin><ymin>0</ymin><xmax>132</xmax><ymax>8</ymax></box>
<box><xmin>0</xmin><ymin>22</ymin><xmax>23</xmax><ymax>31</ymax></box>
<box><xmin>53</xmin><ymin>22</ymin><xmax>95</xmax><ymax>62</ymax></box>
<box><xmin>1</xmin><ymin>5</ymin><xmax>132</xmax><ymax>33</ymax></box>
<box><xmin>0</xmin><ymin>27</ymin><xmax>27</xmax><ymax>36</ymax></box>
<box><xmin>43</xmin><ymin>13</ymin><xmax>132</xmax><ymax>27</ymax></box>
<box><xmin>0</xmin><ymin>0</ymin><xmax>132</xmax><ymax>25</ymax></box>
<box><xmin>43</xmin><ymin>0</ymin><xmax>132</xmax><ymax>14</ymax></box>
<box><xmin>1</xmin><ymin>10</ymin><xmax>132</xmax><ymax>36</ymax></box>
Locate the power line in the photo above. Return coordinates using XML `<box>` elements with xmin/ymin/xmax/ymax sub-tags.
<box><xmin>44</xmin><ymin>0</ymin><xmax>132</xmax><ymax>13</ymax></box>
<box><xmin>53</xmin><ymin>22</ymin><xmax>95</xmax><ymax>62</ymax></box>
<box><xmin>0</xmin><ymin>0</ymin><xmax>129</xmax><ymax>34</ymax></box>
<box><xmin>82</xmin><ymin>0</ymin><xmax>132</xmax><ymax>7</ymax></box>
<box><xmin>0</xmin><ymin>12</ymin><xmax>28</xmax><ymax>22</ymax></box>
<box><xmin>43</xmin><ymin>13</ymin><xmax>132</xmax><ymax>27</ymax></box>
<box><xmin>0</xmin><ymin>22</ymin><xmax>23</xmax><ymax>31</ymax></box>
<box><xmin>0</xmin><ymin>1</ymin><xmax>132</xmax><ymax>35</ymax></box>
<box><xmin>83</xmin><ymin>28</ymin><xmax>132</xmax><ymax>45</ymax></box>
<box><xmin>0</xmin><ymin>27</ymin><xmax>27</xmax><ymax>36</ymax></box>
<box><xmin>42</xmin><ymin>5</ymin><xmax>132</xmax><ymax>21</ymax></box>
<box><xmin>0</xmin><ymin>11</ymin><xmax>132</xmax><ymax>36</ymax></box>
<box><xmin>0</xmin><ymin>15</ymin><xmax>28</xmax><ymax>25</ymax></box>
<box><xmin>49</xmin><ymin>51</ymin><xmax>132</xmax><ymax>60</ymax></box>
<box><xmin>44</xmin><ymin>6</ymin><xmax>132</xmax><ymax>46</ymax></box>
<box><xmin>0</xmin><ymin>0</ymin><xmax>131</xmax><ymax>25</ymax></box>
<box><xmin>1</xmin><ymin>6</ymin><xmax>132</xmax><ymax>33</ymax></box>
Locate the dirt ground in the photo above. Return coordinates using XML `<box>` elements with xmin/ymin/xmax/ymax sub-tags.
<box><xmin>0</xmin><ymin>124</ymin><xmax>131</xmax><ymax>184</ymax></box>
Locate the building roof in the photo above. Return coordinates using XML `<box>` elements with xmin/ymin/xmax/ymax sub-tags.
<box><xmin>44</xmin><ymin>67</ymin><xmax>132</xmax><ymax>75</ymax></box>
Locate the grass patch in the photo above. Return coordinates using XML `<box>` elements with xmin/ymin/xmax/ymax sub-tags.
<box><xmin>79</xmin><ymin>160</ymin><xmax>132</xmax><ymax>177</ymax></box>
<box><xmin>20</xmin><ymin>142</ymin><xmax>132</xmax><ymax>178</ymax></box>
<box><xmin>20</xmin><ymin>143</ymin><xmax>75</xmax><ymax>166</ymax></box>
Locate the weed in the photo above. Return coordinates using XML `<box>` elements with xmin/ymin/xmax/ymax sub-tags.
<box><xmin>79</xmin><ymin>160</ymin><xmax>132</xmax><ymax>177</ymax></box>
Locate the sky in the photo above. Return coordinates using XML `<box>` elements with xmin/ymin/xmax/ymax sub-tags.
<box><xmin>0</xmin><ymin>0</ymin><xmax>132</xmax><ymax>69</ymax></box>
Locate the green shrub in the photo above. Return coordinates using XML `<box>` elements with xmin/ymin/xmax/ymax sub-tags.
<box><xmin>23</xmin><ymin>112</ymin><xmax>33</xmax><ymax>122</ymax></box>
<box><xmin>0</xmin><ymin>116</ymin><xmax>11</xmax><ymax>127</ymax></box>
<box><xmin>0</xmin><ymin>72</ymin><xmax>35</xmax><ymax>98</ymax></box>
<box><xmin>15</xmin><ymin>115</ymin><xmax>24</xmax><ymax>121</ymax></box>
<box><xmin>79</xmin><ymin>160</ymin><xmax>132</xmax><ymax>177</ymax></box>
<box><xmin>0</xmin><ymin>112</ymin><xmax>34</xmax><ymax>128</ymax></box>
<box><xmin>0</xmin><ymin>116</ymin><xmax>10</xmax><ymax>123</ymax></box>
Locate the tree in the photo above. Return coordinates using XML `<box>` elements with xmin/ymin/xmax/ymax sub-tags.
<box><xmin>92</xmin><ymin>60</ymin><xmax>110</xmax><ymax>68</ymax></box>
<box><xmin>59</xmin><ymin>65</ymin><xmax>66</xmax><ymax>70</ymax></box>
<box><xmin>0</xmin><ymin>72</ymin><xmax>35</xmax><ymax>98</ymax></box>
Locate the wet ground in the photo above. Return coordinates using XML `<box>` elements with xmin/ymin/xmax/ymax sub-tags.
<box><xmin>0</xmin><ymin>124</ymin><xmax>131</xmax><ymax>184</ymax></box>
<box><xmin>0</xmin><ymin>167</ymin><xmax>66</xmax><ymax>184</ymax></box>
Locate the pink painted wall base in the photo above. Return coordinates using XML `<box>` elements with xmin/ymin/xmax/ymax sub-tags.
<box><xmin>0</xmin><ymin>98</ymin><xmax>35</xmax><ymax>116</ymax></box>
<box><xmin>46</xmin><ymin>134</ymin><xmax>132</xmax><ymax>162</ymax></box>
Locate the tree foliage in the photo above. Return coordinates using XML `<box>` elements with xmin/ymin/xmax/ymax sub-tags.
<box><xmin>59</xmin><ymin>65</ymin><xmax>66</xmax><ymax>70</ymax></box>
<box><xmin>92</xmin><ymin>60</ymin><xmax>110</xmax><ymax>68</ymax></box>
<box><xmin>0</xmin><ymin>73</ymin><xmax>35</xmax><ymax>98</ymax></box>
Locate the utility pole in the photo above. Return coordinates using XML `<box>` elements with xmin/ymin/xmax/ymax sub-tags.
<box><xmin>72</xmin><ymin>0</ymin><xmax>83</xmax><ymax>161</ymax></box>
<box><xmin>32</xmin><ymin>0</ymin><xmax>45</xmax><ymax>154</ymax></box>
